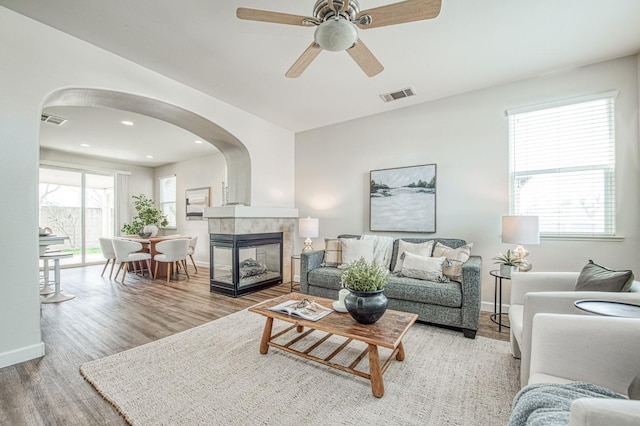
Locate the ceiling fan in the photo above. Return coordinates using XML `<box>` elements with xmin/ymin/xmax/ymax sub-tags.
<box><xmin>237</xmin><ymin>0</ymin><xmax>442</xmax><ymax>78</ymax></box>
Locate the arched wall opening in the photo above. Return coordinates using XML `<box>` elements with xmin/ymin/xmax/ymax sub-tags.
<box><xmin>42</xmin><ymin>88</ymin><xmax>252</xmax><ymax>205</ymax></box>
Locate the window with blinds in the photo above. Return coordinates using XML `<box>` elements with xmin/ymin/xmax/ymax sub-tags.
<box><xmin>159</xmin><ymin>175</ymin><xmax>177</xmax><ymax>228</ymax></box>
<box><xmin>508</xmin><ymin>93</ymin><xmax>616</xmax><ymax>237</ymax></box>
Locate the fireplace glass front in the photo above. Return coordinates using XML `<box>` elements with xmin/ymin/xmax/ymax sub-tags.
<box><xmin>209</xmin><ymin>232</ymin><xmax>283</xmax><ymax>297</ymax></box>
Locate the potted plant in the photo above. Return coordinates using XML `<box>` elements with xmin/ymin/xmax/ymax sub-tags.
<box><xmin>120</xmin><ymin>194</ymin><xmax>169</xmax><ymax>237</ymax></box>
<box><xmin>340</xmin><ymin>258</ymin><xmax>389</xmax><ymax>324</ymax></box>
<box><xmin>492</xmin><ymin>249</ymin><xmax>522</xmax><ymax>278</ymax></box>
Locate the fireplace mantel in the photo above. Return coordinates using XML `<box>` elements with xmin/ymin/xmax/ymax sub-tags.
<box><xmin>203</xmin><ymin>206</ymin><xmax>298</xmax><ymax>219</ymax></box>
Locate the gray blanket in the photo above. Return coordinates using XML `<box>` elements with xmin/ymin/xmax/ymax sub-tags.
<box><xmin>508</xmin><ymin>381</ymin><xmax>625</xmax><ymax>426</ymax></box>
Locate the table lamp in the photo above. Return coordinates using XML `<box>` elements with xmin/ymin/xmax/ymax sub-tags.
<box><xmin>501</xmin><ymin>215</ymin><xmax>540</xmax><ymax>271</ymax></box>
<box><xmin>299</xmin><ymin>217</ymin><xmax>319</xmax><ymax>253</ymax></box>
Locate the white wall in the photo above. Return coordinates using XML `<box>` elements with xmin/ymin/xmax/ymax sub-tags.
<box><xmin>155</xmin><ymin>153</ymin><xmax>226</xmax><ymax>265</ymax></box>
<box><xmin>0</xmin><ymin>7</ymin><xmax>295</xmax><ymax>368</ymax></box>
<box><xmin>295</xmin><ymin>55</ymin><xmax>640</xmax><ymax>310</ymax></box>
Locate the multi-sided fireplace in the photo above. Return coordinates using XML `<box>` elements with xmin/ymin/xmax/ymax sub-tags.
<box><xmin>209</xmin><ymin>232</ymin><xmax>283</xmax><ymax>297</ymax></box>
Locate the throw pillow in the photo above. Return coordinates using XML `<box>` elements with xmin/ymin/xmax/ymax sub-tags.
<box><xmin>393</xmin><ymin>240</ymin><xmax>435</xmax><ymax>273</ymax></box>
<box><xmin>432</xmin><ymin>242</ymin><xmax>473</xmax><ymax>282</ymax></box>
<box><xmin>322</xmin><ymin>239</ymin><xmax>342</xmax><ymax>267</ymax></box>
<box><xmin>339</xmin><ymin>238</ymin><xmax>375</xmax><ymax>266</ymax></box>
<box><xmin>400</xmin><ymin>252</ymin><xmax>449</xmax><ymax>282</ymax></box>
<box><xmin>574</xmin><ymin>260</ymin><xmax>634</xmax><ymax>292</ymax></box>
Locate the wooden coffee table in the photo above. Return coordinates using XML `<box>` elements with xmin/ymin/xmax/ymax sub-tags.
<box><xmin>249</xmin><ymin>293</ymin><xmax>418</xmax><ymax>398</ymax></box>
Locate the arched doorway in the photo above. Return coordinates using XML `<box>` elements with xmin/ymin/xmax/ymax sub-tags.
<box><xmin>42</xmin><ymin>88</ymin><xmax>251</xmax><ymax>205</ymax></box>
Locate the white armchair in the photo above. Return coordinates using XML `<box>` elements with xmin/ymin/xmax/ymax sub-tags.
<box><xmin>508</xmin><ymin>271</ymin><xmax>640</xmax><ymax>386</ymax></box>
<box><xmin>526</xmin><ymin>314</ymin><xmax>640</xmax><ymax>425</ymax></box>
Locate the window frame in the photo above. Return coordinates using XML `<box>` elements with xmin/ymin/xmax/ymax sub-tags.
<box><xmin>507</xmin><ymin>92</ymin><xmax>618</xmax><ymax>240</ymax></box>
<box><xmin>158</xmin><ymin>174</ymin><xmax>177</xmax><ymax>229</ymax></box>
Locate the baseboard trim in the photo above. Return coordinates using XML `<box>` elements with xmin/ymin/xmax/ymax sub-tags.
<box><xmin>0</xmin><ymin>341</ymin><xmax>45</xmax><ymax>369</ymax></box>
<box><xmin>481</xmin><ymin>301</ymin><xmax>510</xmax><ymax>313</ymax></box>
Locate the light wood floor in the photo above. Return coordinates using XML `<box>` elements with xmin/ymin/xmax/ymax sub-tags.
<box><xmin>0</xmin><ymin>265</ymin><xmax>509</xmax><ymax>425</ymax></box>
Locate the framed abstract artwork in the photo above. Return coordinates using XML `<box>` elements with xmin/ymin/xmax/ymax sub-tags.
<box><xmin>370</xmin><ymin>164</ymin><xmax>437</xmax><ymax>233</ymax></box>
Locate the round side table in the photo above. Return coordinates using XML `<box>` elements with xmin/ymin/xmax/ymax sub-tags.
<box><xmin>574</xmin><ymin>299</ymin><xmax>640</xmax><ymax>318</ymax></box>
<box><xmin>489</xmin><ymin>270</ymin><xmax>511</xmax><ymax>332</ymax></box>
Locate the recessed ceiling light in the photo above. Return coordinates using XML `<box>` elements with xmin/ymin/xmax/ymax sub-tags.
<box><xmin>80</xmin><ymin>143</ymin><xmax>90</xmax><ymax>147</ymax></box>
<box><xmin>194</xmin><ymin>140</ymin><xmax>203</xmax><ymax>144</ymax></box>
<box><xmin>146</xmin><ymin>155</ymin><xmax>154</xmax><ymax>159</ymax></box>
<box><xmin>121</xmin><ymin>120</ymin><xmax>134</xmax><ymax>126</ymax></box>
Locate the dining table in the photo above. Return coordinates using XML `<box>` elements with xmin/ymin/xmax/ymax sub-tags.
<box><xmin>120</xmin><ymin>235</ymin><xmax>191</xmax><ymax>279</ymax></box>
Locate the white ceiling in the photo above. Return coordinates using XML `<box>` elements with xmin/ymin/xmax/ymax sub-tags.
<box><xmin>3</xmin><ymin>0</ymin><xmax>640</xmax><ymax>166</ymax></box>
<box><xmin>40</xmin><ymin>106</ymin><xmax>219</xmax><ymax>168</ymax></box>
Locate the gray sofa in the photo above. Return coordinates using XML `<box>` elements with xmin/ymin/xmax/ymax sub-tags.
<box><xmin>300</xmin><ymin>237</ymin><xmax>482</xmax><ymax>338</ymax></box>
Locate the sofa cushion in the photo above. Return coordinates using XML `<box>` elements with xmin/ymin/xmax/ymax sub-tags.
<box><xmin>390</xmin><ymin>238</ymin><xmax>468</xmax><ymax>273</ymax></box>
<box><xmin>340</xmin><ymin>238</ymin><xmax>374</xmax><ymax>265</ymax></box>
<box><xmin>307</xmin><ymin>267</ymin><xmax>463</xmax><ymax>308</ymax></box>
<box><xmin>322</xmin><ymin>238</ymin><xmax>342</xmax><ymax>267</ymax></box>
<box><xmin>400</xmin><ymin>252</ymin><xmax>448</xmax><ymax>282</ymax></box>
<box><xmin>385</xmin><ymin>275</ymin><xmax>462</xmax><ymax>307</ymax></box>
<box><xmin>392</xmin><ymin>239</ymin><xmax>434</xmax><ymax>273</ymax></box>
<box><xmin>432</xmin><ymin>242</ymin><xmax>473</xmax><ymax>282</ymax></box>
<box><xmin>575</xmin><ymin>260</ymin><xmax>634</xmax><ymax>292</ymax></box>
<box><xmin>308</xmin><ymin>267</ymin><xmax>344</xmax><ymax>291</ymax></box>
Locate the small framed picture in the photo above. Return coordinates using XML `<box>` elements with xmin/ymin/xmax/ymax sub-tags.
<box><xmin>185</xmin><ymin>187</ymin><xmax>210</xmax><ymax>220</ymax></box>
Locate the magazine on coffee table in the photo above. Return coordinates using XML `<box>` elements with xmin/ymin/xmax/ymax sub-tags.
<box><xmin>268</xmin><ymin>298</ymin><xmax>333</xmax><ymax>321</ymax></box>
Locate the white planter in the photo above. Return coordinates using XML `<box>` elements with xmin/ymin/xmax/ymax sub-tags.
<box><xmin>143</xmin><ymin>224</ymin><xmax>159</xmax><ymax>237</ymax></box>
<box><xmin>500</xmin><ymin>264</ymin><xmax>518</xmax><ymax>278</ymax></box>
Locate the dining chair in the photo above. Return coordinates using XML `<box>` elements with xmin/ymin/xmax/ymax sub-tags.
<box><xmin>154</xmin><ymin>239</ymin><xmax>190</xmax><ymax>283</ymax></box>
<box><xmin>98</xmin><ymin>237</ymin><xmax>117</xmax><ymax>279</ymax></box>
<box><xmin>186</xmin><ymin>236</ymin><xmax>198</xmax><ymax>273</ymax></box>
<box><xmin>112</xmin><ymin>238</ymin><xmax>153</xmax><ymax>283</ymax></box>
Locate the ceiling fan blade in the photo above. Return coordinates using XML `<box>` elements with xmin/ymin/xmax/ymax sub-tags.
<box><xmin>346</xmin><ymin>39</ymin><xmax>384</xmax><ymax>77</ymax></box>
<box><xmin>357</xmin><ymin>0</ymin><xmax>441</xmax><ymax>29</ymax></box>
<box><xmin>339</xmin><ymin>0</ymin><xmax>350</xmax><ymax>13</ymax></box>
<box><xmin>285</xmin><ymin>43</ymin><xmax>323</xmax><ymax>78</ymax></box>
<box><xmin>237</xmin><ymin>7</ymin><xmax>312</xmax><ymax>26</ymax></box>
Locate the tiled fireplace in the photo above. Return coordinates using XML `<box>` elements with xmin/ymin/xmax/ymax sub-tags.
<box><xmin>205</xmin><ymin>206</ymin><xmax>298</xmax><ymax>298</ymax></box>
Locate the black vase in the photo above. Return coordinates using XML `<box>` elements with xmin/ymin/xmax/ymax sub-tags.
<box><xmin>344</xmin><ymin>289</ymin><xmax>388</xmax><ymax>324</ymax></box>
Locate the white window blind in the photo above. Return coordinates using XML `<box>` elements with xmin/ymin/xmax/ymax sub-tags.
<box><xmin>508</xmin><ymin>94</ymin><xmax>616</xmax><ymax>237</ymax></box>
<box><xmin>159</xmin><ymin>175</ymin><xmax>177</xmax><ymax>228</ymax></box>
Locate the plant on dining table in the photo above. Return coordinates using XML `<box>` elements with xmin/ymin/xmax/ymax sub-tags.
<box><xmin>120</xmin><ymin>194</ymin><xmax>168</xmax><ymax>235</ymax></box>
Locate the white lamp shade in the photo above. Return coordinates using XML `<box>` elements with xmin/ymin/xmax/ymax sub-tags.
<box><xmin>299</xmin><ymin>217</ymin><xmax>319</xmax><ymax>238</ymax></box>
<box><xmin>501</xmin><ymin>216</ymin><xmax>540</xmax><ymax>245</ymax></box>
<box><xmin>314</xmin><ymin>19</ymin><xmax>358</xmax><ymax>52</ymax></box>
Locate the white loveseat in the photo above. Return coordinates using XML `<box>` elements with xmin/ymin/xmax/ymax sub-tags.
<box><xmin>511</xmin><ymin>313</ymin><xmax>640</xmax><ymax>425</ymax></box>
<box><xmin>508</xmin><ymin>271</ymin><xmax>640</xmax><ymax>386</ymax></box>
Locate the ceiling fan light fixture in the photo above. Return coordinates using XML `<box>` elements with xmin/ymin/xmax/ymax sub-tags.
<box><xmin>314</xmin><ymin>19</ymin><xmax>357</xmax><ymax>52</ymax></box>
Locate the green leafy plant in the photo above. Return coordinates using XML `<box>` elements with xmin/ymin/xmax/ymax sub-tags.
<box><xmin>120</xmin><ymin>194</ymin><xmax>169</xmax><ymax>235</ymax></box>
<box><xmin>340</xmin><ymin>258</ymin><xmax>388</xmax><ymax>292</ymax></box>
<box><xmin>491</xmin><ymin>249</ymin><xmax>522</xmax><ymax>266</ymax></box>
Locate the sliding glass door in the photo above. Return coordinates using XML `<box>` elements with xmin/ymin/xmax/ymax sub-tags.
<box><xmin>39</xmin><ymin>167</ymin><xmax>115</xmax><ymax>266</ymax></box>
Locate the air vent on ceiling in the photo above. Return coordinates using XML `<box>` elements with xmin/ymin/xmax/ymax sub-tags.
<box><xmin>41</xmin><ymin>113</ymin><xmax>68</xmax><ymax>126</ymax></box>
<box><xmin>380</xmin><ymin>87</ymin><xmax>417</xmax><ymax>103</ymax></box>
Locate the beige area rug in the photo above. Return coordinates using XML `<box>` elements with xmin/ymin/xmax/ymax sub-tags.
<box><xmin>80</xmin><ymin>309</ymin><xmax>520</xmax><ymax>425</ymax></box>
